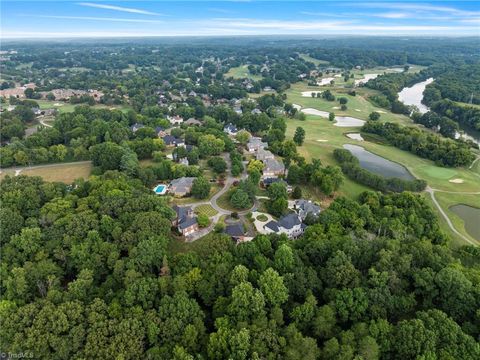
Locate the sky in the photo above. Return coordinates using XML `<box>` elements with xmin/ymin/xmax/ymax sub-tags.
<box><xmin>1</xmin><ymin>1</ymin><xmax>479</xmax><ymax>38</ymax></box>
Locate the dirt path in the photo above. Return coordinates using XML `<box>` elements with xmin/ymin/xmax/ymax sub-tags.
<box><xmin>425</xmin><ymin>187</ymin><xmax>477</xmax><ymax>246</ymax></box>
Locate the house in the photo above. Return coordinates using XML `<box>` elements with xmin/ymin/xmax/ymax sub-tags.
<box><xmin>263</xmin><ymin>158</ymin><xmax>285</xmax><ymax>177</ymax></box>
<box><xmin>162</xmin><ymin>135</ymin><xmax>184</xmax><ymax>147</ymax></box>
<box><xmin>256</xmin><ymin>148</ymin><xmax>275</xmax><ymax>162</ymax></box>
<box><xmin>263</xmin><ymin>86</ymin><xmax>273</xmax><ymax>92</ymax></box>
<box><xmin>251</xmin><ymin>108</ymin><xmax>262</xmax><ymax>115</ymax></box>
<box><xmin>169</xmin><ymin>177</ymin><xmax>196</xmax><ymax>197</ymax></box>
<box><xmin>184</xmin><ymin>118</ymin><xmax>202</xmax><ymax>126</ymax></box>
<box><xmin>233</xmin><ymin>106</ymin><xmax>243</xmax><ymax>115</ymax></box>
<box><xmin>155</xmin><ymin>126</ymin><xmax>167</xmax><ymax>137</ymax></box>
<box><xmin>130</xmin><ymin>123</ymin><xmax>145</xmax><ymax>133</ymax></box>
<box><xmin>172</xmin><ymin>205</ymin><xmax>199</xmax><ymax>236</ymax></box>
<box><xmin>293</xmin><ymin>200</ymin><xmax>322</xmax><ymax>220</ymax></box>
<box><xmin>263</xmin><ymin>213</ymin><xmax>306</xmax><ymax>239</ymax></box>
<box><xmin>42</xmin><ymin>108</ymin><xmax>58</xmax><ymax>117</ymax></box>
<box><xmin>223</xmin><ymin>224</ymin><xmax>247</xmax><ymax>242</ymax></box>
<box><xmin>262</xmin><ymin>177</ymin><xmax>285</xmax><ymax>187</ymax></box>
<box><xmin>188</xmin><ymin>90</ymin><xmax>197</xmax><ymax>97</ymax></box>
<box><xmin>224</xmin><ymin>123</ymin><xmax>238</xmax><ymax>136</ymax></box>
<box><xmin>167</xmin><ymin>115</ymin><xmax>184</xmax><ymax>125</ymax></box>
<box><xmin>179</xmin><ymin>157</ymin><xmax>189</xmax><ymax>166</ymax></box>
<box><xmin>247</xmin><ymin>137</ymin><xmax>268</xmax><ymax>153</ymax></box>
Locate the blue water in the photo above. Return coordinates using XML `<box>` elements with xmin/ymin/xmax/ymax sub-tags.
<box><xmin>154</xmin><ymin>185</ymin><xmax>166</xmax><ymax>194</ymax></box>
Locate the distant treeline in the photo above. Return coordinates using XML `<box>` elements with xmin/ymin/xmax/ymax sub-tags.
<box><xmin>362</xmin><ymin>121</ymin><xmax>475</xmax><ymax>167</ymax></box>
<box><xmin>333</xmin><ymin>148</ymin><xmax>427</xmax><ymax>193</ymax></box>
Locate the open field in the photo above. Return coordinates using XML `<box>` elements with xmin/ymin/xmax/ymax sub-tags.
<box><xmin>0</xmin><ymin>161</ymin><xmax>92</xmax><ymax>183</ymax></box>
<box><xmin>36</xmin><ymin>100</ymin><xmax>131</xmax><ymax>114</ymax></box>
<box><xmin>299</xmin><ymin>53</ymin><xmax>329</xmax><ymax>66</ymax></box>
<box><xmin>195</xmin><ymin>204</ymin><xmax>218</xmax><ymax>217</ymax></box>
<box><xmin>225</xmin><ymin>65</ymin><xmax>263</xmax><ymax>81</ymax></box>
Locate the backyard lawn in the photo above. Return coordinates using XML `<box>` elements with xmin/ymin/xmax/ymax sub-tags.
<box><xmin>195</xmin><ymin>204</ymin><xmax>218</xmax><ymax>217</ymax></box>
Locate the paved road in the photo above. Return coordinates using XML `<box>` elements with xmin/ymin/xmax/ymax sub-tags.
<box><xmin>425</xmin><ymin>187</ymin><xmax>477</xmax><ymax>246</ymax></box>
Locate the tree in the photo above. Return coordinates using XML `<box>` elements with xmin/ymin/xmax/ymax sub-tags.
<box><xmin>338</xmin><ymin>97</ymin><xmax>348</xmax><ymax>105</ymax></box>
<box><xmin>292</xmin><ymin>186</ymin><xmax>302</xmax><ymax>199</ymax></box>
<box><xmin>208</xmin><ymin>156</ymin><xmax>227</xmax><ymax>174</ymax></box>
<box><xmin>197</xmin><ymin>214</ymin><xmax>210</xmax><ymax>227</ymax></box>
<box><xmin>329</xmin><ymin>112</ymin><xmax>335</xmax><ymax>122</ymax></box>
<box><xmin>369</xmin><ymin>111</ymin><xmax>381</xmax><ymax>121</ymax></box>
<box><xmin>247</xmin><ymin>159</ymin><xmax>264</xmax><ymax>174</ymax></box>
<box><xmin>293</xmin><ymin>127</ymin><xmax>305</xmax><ymax>146</ymax></box>
<box><xmin>191</xmin><ymin>177</ymin><xmax>211</xmax><ymax>199</ymax></box>
<box><xmin>24</xmin><ymin>88</ymin><xmax>34</xmax><ymax>99</ymax></box>
<box><xmin>199</xmin><ymin>134</ymin><xmax>225</xmax><ymax>157</ymax></box>
<box><xmin>259</xmin><ymin>268</ymin><xmax>288</xmax><ymax>307</ymax></box>
<box><xmin>230</xmin><ymin>189</ymin><xmax>251</xmax><ymax>209</ymax></box>
<box><xmin>90</xmin><ymin>142</ymin><xmax>125</xmax><ymax>172</ymax></box>
<box><xmin>236</xmin><ymin>130</ymin><xmax>251</xmax><ymax>145</ymax></box>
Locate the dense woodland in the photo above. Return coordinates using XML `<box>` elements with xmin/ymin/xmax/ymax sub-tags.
<box><xmin>1</xmin><ymin>37</ymin><xmax>480</xmax><ymax>359</ymax></box>
<box><xmin>362</xmin><ymin>121</ymin><xmax>475</xmax><ymax>167</ymax></box>
<box><xmin>1</xmin><ymin>174</ymin><xmax>479</xmax><ymax>359</ymax></box>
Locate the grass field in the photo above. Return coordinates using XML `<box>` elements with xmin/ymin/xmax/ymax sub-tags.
<box><xmin>225</xmin><ymin>65</ymin><xmax>263</xmax><ymax>81</ymax></box>
<box><xmin>299</xmin><ymin>53</ymin><xmax>329</xmax><ymax>66</ymax></box>
<box><xmin>36</xmin><ymin>100</ymin><xmax>131</xmax><ymax>114</ymax></box>
<box><xmin>195</xmin><ymin>204</ymin><xmax>218</xmax><ymax>217</ymax></box>
<box><xmin>433</xmin><ymin>192</ymin><xmax>480</xmax><ymax>246</ymax></box>
<box><xmin>0</xmin><ymin>161</ymin><xmax>92</xmax><ymax>183</ymax></box>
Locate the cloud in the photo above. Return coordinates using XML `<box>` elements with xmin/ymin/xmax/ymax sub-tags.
<box><xmin>77</xmin><ymin>2</ymin><xmax>163</xmax><ymax>16</ymax></box>
<box><xmin>352</xmin><ymin>2</ymin><xmax>480</xmax><ymax>17</ymax></box>
<box><xmin>375</xmin><ymin>12</ymin><xmax>408</xmax><ymax>19</ymax></box>
<box><xmin>36</xmin><ymin>15</ymin><xmax>164</xmax><ymax>23</ymax></box>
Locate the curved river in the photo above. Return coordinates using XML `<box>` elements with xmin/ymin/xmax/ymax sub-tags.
<box><xmin>398</xmin><ymin>78</ymin><xmax>480</xmax><ymax>146</ymax></box>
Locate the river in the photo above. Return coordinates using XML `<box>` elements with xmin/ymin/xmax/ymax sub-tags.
<box><xmin>398</xmin><ymin>78</ymin><xmax>480</xmax><ymax>145</ymax></box>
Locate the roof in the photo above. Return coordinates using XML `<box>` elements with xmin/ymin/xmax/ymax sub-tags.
<box><xmin>265</xmin><ymin>220</ymin><xmax>279</xmax><ymax>232</ymax></box>
<box><xmin>155</xmin><ymin>126</ymin><xmax>165</xmax><ymax>133</ymax></box>
<box><xmin>295</xmin><ymin>200</ymin><xmax>321</xmax><ymax>215</ymax></box>
<box><xmin>224</xmin><ymin>224</ymin><xmax>245</xmax><ymax>237</ymax></box>
<box><xmin>185</xmin><ymin>118</ymin><xmax>202</xmax><ymax>125</ymax></box>
<box><xmin>170</xmin><ymin>177</ymin><xmax>196</xmax><ymax>193</ymax></box>
<box><xmin>264</xmin><ymin>158</ymin><xmax>285</xmax><ymax>172</ymax></box>
<box><xmin>278</xmin><ymin>213</ymin><xmax>302</xmax><ymax>230</ymax></box>
<box><xmin>224</xmin><ymin>123</ymin><xmax>238</xmax><ymax>133</ymax></box>
<box><xmin>178</xmin><ymin>216</ymin><xmax>197</xmax><ymax>230</ymax></box>
<box><xmin>172</xmin><ymin>205</ymin><xmax>192</xmax><ymax>220</ymax></box>
<box><xmin>247</xmin><ymin>137</ymin><xmax>267</xmax><ymax>149</ymax></box>
<box><xmin>130</xmin><ymin>123</ymin><xmax>145</xmax><ymax>131</ymax></box>
<box><xmin>162</xmin><ymin>135</ymin><xmax>183</xmax><ymax>145</ymax></box>
<box><xmin>256</xmin><ymin>148</ymin><xmax>274</xmax><ymax>161</ymax></box>
<box><xmin>262</xmin><ymin>177</ymin><xmax>284</xmax><ymax>186</ymax></box>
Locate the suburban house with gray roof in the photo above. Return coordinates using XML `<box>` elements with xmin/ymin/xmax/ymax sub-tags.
<box><xmin>172</xmin><ymin>205</ymin><xmax>199</xmax><ymax>237</ymax></box>
<box><xmin>169</xmin><ymin>177</ymin><xmax>196</xmax><ymax>197</ymax></box>
<box><xmin>293</xmin><ymin>199</ymin><xmax>322</xmax><ymax>220</ymax></box>
<box><xmin>263</xmin><ymin>213</ymin><xmax>306</xmax><ymax>239</ymax></box>
<box><xmin>256</xmin><ymin>148</ymin><xmax>275</xmax><ymax>162</ymax></box>
<box><xmin>263</xmin><ymin>158</ymin><xmax>285</xmax><ymax>177</ymax></box>
<box><xmin>247</xmin><ymin>137</ymin><xmax>268</xmax><ymax>153</ymax></box>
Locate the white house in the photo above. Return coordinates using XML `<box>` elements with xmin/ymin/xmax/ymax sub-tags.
<box><xmin>263</xmin><ymin>213</ymin><xmax>306</xmax><ymax>239</ymax></box>
<box><xmin>167</xmin><ymin>115</ymin><xmax>184</xmax><ymax>125</ymax></box>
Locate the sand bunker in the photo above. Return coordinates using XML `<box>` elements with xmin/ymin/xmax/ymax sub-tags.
<box><xmin>377</xmin><ymin>110</ymin><xmax>387</xmax><ymax>113</ymax></box>
<box><xmin>301</xmin><ymin>108</ymin><xmax>330</xmax><ymax>117</ymax></box>
<box><xmin>301</xmin><ymin>91</ymin><xmax>322</xmax><ymax>97</ymax></box>
<box><xmin>292</xmin><ymin>104</ymin><xmax>302</xmax><ymax>110</ymax></box>
<box><xmin>355</xmin><ymin>109</ymin><xmax>362</xmax><ymax>112</ymax></box>
<box><xmin>449</xmin><ymin>178</ymin><xmax>464</xmax><ymax>184</ymax></box>
<box><xmin>54</xmin><ymin>103</ymin><xmax>64</xmax><ymax>106</ymax></box>
<box><xmin>346</xmin><ymin>133</ymin><xmax>364</xmax><ymax>141</ymax></box>
<box><xmin>316</xmin><ymin>139</ymin><xmax>328</xmax><ymax>142</ymax></box>
<box><xmin>317</xmin><ymin>77</ymin><xmax>335</xmax><ymax>86</ymax></box>
<box><xmin>334</xmin><ymin>116</ymin><xmax>366</xmax><ymax>127</ymax></box>
<box><xmin>332</xmin><ymin>106</ymin><xmax>340</xmax><ymax>110</ymax></box>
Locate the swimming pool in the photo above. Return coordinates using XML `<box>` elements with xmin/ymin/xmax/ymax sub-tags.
<box><xmin>153</xmin><ymin>184</ymin><xmax>168</xmax><ymax>195</ymax></box>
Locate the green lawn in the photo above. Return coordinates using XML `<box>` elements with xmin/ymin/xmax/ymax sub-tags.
<box><xmin>0</xmin><ymin>162</ymin><xmax>92</xmax><ymax>183</ymax></box>
<box><xmin>433</xmin><ymin>192</ymin><xmax>480</xmax><ymax>247</ymax></box>
<box><xmin>195</xmin><ymin>204</ymin><xmax>218</xmax><ymax>217</ymax></box>
<box><xmin>36</xmin><ymin>100</ymin><xmax>131</xmax><ymax>114</ymax></box>
<box><xmin>225</xmin><ymin>65</ymin><xmax>263</xmax><ymax>81</ymax></box>
<box><xmin>299</xmin><ymin>53</ymin><xmax>329</xmax><ymax>66</ymax></box>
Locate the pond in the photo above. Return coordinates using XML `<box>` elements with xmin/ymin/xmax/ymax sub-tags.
<box><xmin>343</xmin><ymin>144</ymin><xmax>415</xmax><ymax>180</ymax></box>
<box><xmin>398</xmin><ymin>78</ymin><xmax>434</xmax><ymax>114</ymax></box>
<box><xmin>450</xmin><ymin>204</ymin><xmax>480</xmax><ymax>241</ymax></box>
